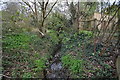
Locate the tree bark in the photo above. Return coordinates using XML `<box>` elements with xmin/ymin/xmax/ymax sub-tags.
<box><xmin>116</xmin><ymin>56</ymin><xmax>120</xmax><ymax>80</ymax></box>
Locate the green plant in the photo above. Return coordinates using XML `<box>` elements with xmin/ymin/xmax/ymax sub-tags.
<box><xmin>47</xmin><ymin>30</ymin><xmax>59</xmax><ymax>44</ymax></box>
<box><xmin>78</xmin><ymin>30</ymin><xmax>94</xmax><ymax>39</ymax></box>
<box><xmin>3</xmin><ymin>33</ymin><xmax>31</xmax><ymax>51</ymax></box>
<box><xmin>61</xmin><ymin>54</ymin><xmax>83</xmax><ymax>75</ymax></box>
<box><xmin>22</xmin><ymin>72</ymin><xmax>32</xmax><ymax>78</ymax></box>
<box><xmin>34</xmin><ymin>57</ymin><xmax>47</xmax><ymax>72</ymax></box>
<box><xmin>70</xmin><ymin>59</ymin><xmax>83</xmax><ymax>74</ymax></box>
<box><xmin>61</xmin><ymin>54</ymin><xmax>72</xmax><ymax>67</ymax></box>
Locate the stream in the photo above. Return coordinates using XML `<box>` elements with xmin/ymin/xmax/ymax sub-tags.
<box><xmin>46</xmin><ymin>52</ymin><xmax>67</xmax><ymax>78</ymax></box>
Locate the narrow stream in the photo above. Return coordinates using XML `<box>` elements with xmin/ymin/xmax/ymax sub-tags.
<box><xmin>46</xmin><ymin>52</ymin><xmax>67</xmax><ymax>78</ymax></box>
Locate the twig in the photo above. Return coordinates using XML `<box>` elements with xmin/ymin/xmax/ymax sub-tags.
<box><xmin>0</xmin><ymin>74</ymin><xmax>12</xmax><ymax>79</ymax></box>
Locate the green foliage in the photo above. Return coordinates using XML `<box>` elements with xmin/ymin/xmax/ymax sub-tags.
<box><xmin>103</xmin><ymin>4</ymin><xmax>120</xmax><ymax>16</ymax></box>
<box><xmin>46</xmin><ymin>12</ymin><xmax>69</xmax><ymax>43</ymax></box>
<box><xmin>34</xmin><ymin>57</ymin><xmax>47</xmax><ymax>71</ymax></box>
<box><xmin>61</xmin><ymin>54</ymin><xmax>83</xmax><ymax>75</ymax></box>
<box><xmin>2</xmin><ymin>2</ymin><xmax>117</xmax><ymax>78</ymax></box>
<box><xmin>30</xmin><ymin>33</ymin><xmax>55</xmax><ymax>55</ymax></box>
<box><xmin>2</xmin><ymin>27</ymin><xmax>49</xmax><ymax>77</ymax></box>
<box><xmin>3</xmin><ymin>33</ymin><xmax>31</xmax><ymax>51</ymax></box>
<box><xmin>61</xmin><ymin>54</ymin><xmax>72</xmax><ymax>67</ymax></box>
<box><xmin>83</xmin><ymin>51</ymin><xmax>114</xmax><ymax>78</ymax></box>
<box><xmin>79</xmin><ymin>30</ymin><xmax>93</xmax><ymax>37</ymax></box>
<box><xmin>22</xmin><ymin>72</ymin><xmax>32</xmax><ymax>78</ymax></box>
<box><xmin>47</xmin><ymin>12</ymin><xmax>66</xmax><ymax>30</ymax></box>
<box><xmin>60</xmin><ymin>30</ymin><xmax>114</xmax><ymax>78</ymax></box>
<box><xmin>47</xmin><ymin>30</ymin><xmax>59</xmax><ymax>44</ymax></box>
<box><xmin>61</xmin><ymin>30</ymin><xmax>93</xmax><ymax>54</ymax></box>
<box><xmin>84</xmin><ymin>2</ymin><xmax>99</xmax><ymax>16</ymax></box>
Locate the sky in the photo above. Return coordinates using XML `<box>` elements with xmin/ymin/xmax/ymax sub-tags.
<box><xmin>0</xmin><ymin>0</ymin><xmax>119</xmax><ymax>10</ymax></box>
<box><xmin>0</xmin><ymin>0</ymin><xmax>119</xmax><ymax>3</ymax></box>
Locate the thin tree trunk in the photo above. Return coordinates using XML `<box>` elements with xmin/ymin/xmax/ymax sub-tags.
<box><xmin>116</xmin><ymin>5</ymin><xmax>120</xmax><ymax>80</ymax></box>
<box><xmin>116</xmin><ymin>56</ymin><xmax>120</xmax><ymax>80</ymax></box>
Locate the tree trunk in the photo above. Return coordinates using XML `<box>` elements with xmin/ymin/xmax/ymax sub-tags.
<box><xmin>116</xmin><ymin>56</ymin><xmax>120</xmax><ymax>80</ymax></box>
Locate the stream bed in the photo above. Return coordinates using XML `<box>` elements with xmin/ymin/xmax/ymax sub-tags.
<box><xmin>46</xmin><ymin>52</ymin><xmax>67</xmax><ymax>78</ymax></box>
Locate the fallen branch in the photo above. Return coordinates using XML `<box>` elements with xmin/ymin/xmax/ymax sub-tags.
<box><xmin>0</xmin><ymin>74</ymin><xmax>12</xmax><ymax>79</ymax></box>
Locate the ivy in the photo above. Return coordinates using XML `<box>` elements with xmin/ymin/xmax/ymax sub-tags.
<box><xmin>3</xmin><ymin>33</ymin><xmax>31</xmax><ymax>51</ymax></box>
<box><xmin>34</xmin><ymin>57</ymin><xmax>47</xmax><ymax>71</ymax></box>
<box><xmin>61</xmin><ymin>54</ymin><xmax>84</xmax><ymax>75</ymax></box>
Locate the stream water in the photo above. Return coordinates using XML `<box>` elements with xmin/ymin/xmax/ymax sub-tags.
<box><xmin>46</xmin><ymin>52</ymin><xmax>67</xmax><ymax>78</ymax></box>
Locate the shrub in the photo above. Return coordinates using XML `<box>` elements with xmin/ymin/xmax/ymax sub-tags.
<box><xmin>3</xmin><ymin>33</ymin><xmax>31</xmax><ymax>51</ymax></box>
<box><xmin>61</xmin><ymin>54</ymin><xmax>83</xmax><ymax>76</ymax></box>
<box><xmin>22</xmin><ymin>72</ymin><xmax>32</xmax><ymax>78</ymax></box>
<box><xmin>34</xmin><ymin>57</ymin><xmax>47</xmax><ymax>72</ymax></box>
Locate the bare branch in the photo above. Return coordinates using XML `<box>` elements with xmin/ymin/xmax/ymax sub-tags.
<box><xmin>1</xmin><ymin>74</ymin><xmax>12</xmax><ymax>79</ymax></box>
<box><xmin>44</xmin><ymin>0</ymin><xmax>58</xmax><ymax>19</ymax></box>
<box><xmin>45</xmin><ymin>0</ymin><xmax>49</xmax><ymax>11</ymax></box>
<box><xmin>22</xmin><ymin>0</ymin><xmax>34</xmax><ymax>14</ymax></box>
<box><xmin>38</xmin><ymin>1</ymin><xmax>42</xmax><ymax>6</ymax></box>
